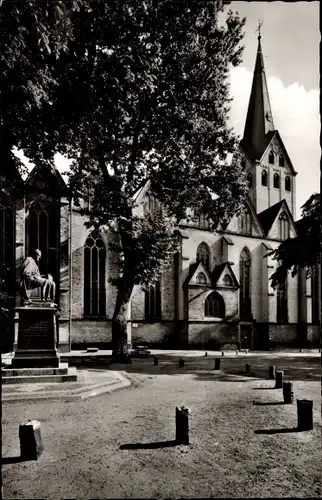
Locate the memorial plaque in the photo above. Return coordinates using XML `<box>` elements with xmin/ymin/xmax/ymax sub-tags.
<box><xmin>18</xmin><ymin>313</ymin><xmax>54</xmax><ymax>350</ymax></box>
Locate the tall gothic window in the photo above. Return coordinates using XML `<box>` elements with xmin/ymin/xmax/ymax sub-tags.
<box><xmin>279</xmin><ymin>155</ymin><xmax>285</xmax><ymax>167</ymax></box>
<box><xmin>261</xmin><ymin>170</ymin><xmax>268</xmax><ymax>186</ymax></box>
<box><xmin>0</xmin><ymin>197</ymin><xmax>15</xmax><ymax>296</ymax></box>
<box><xmin>84</xmin><ymin>231</ymin><xmax>106</xmax><ymax>316</ymax></box>
<box><xmin>145</xmin><ymin>280</ymin><xmax>161</xmax><ymax>321</ymax></box>
<box><xmin>239</xmin><ymin>207</ymin><xmax>252</xmax><ymax>235</ymax></box>
<box><xmin>311</xmin><ymin>265</ymin><xmax>320</xmax><ymax>324</ymax></box>
<box><xmin>26</xmin><ymin>199</ymin><xmax>59</xmax><ymax>280</ymax></box>
<box><xmin>285</xmin><ymin>176</ymin><xmax>291</xmax><ymax>191</ymax></box>
<box><xmin>268</xmin><ymin>151</ymin><xmax>275</xmax><ymax>164</ymax></box>
<box><xmin>277</xmin><ymin>280</ymin><xmax>288</xmax><ymax>323</ymax></box>
<box><xmin>239</xmin><ymin>247</ymin><xmax>251</xmax><ymax>320</ymax></box>
<box><xmin>273</xmin><ymin>173</ymin><xmax>280</xmax><ymax>189</ymax></box>
<box><xmin>196</xmin><ymin>242</ymin><xmax>210</xmax><ymax>270</ymax></box>
<box><xmin>279</xmin><ymin>212</ymin><xmax>290</xmax><ymax>240</ymax></box>
<box><xmin>205</xmin><ymin>292</ymin><xmax>225</xmax><ymax>318</ymax></box>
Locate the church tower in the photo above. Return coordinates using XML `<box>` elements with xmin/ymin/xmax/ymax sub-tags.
<box><xmin>240</xmin><ymin>30</ymin><xmax>297</xmax><ymax>217</ymax></box>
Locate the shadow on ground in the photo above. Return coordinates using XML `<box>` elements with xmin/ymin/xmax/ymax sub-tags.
<box><xmin>254</xmin><ymin>427</ymin><xmax>299</xmax><ymax>435</ymax></box>
<box><xmin>78</xmin><ymin>355</ymin><xmax>321</xmax><ymax>383</ymax></box>
<box><xmin>120</xmin><ymin>440</ymin><xmax>179</xmax><ymax>450</ymax></box>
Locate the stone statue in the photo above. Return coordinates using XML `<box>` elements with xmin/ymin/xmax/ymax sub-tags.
<box><xmin>20</xmin><ymin>249</ymin><xmax>56</xmax><ymax>306</ymax></box>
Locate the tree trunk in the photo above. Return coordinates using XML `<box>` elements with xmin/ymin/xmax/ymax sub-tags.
<box><xmin>111</xmin><ymin>281</ymin><xmax>133</xmax><ymax>363</ymax></box>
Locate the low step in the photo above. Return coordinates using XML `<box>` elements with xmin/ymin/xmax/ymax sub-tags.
<box><xmin>2</xmin><ymin>367</ymin><xmax>68</xmax><ymax>377</ymax></box>
<box><xmin>3</xmin><ymin>373</ymin><xmax>78</xmax><ymax>385</ymax></box>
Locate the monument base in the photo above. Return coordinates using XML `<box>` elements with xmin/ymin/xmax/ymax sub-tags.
<box><xmin>12</xmin><ymin>306</ymin><xmax>59</xmax><ymax>369</ymax></box>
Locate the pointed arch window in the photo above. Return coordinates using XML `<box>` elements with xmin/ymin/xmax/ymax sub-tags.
<box><xmin>145</xmin><ymin>279</ymin><xmax>161</xmax><ymax>321</ymax></box>
<box><xmin>279</xmin><ymin>212</ymin><xmax>290</xmax><ymax>240</ymax></box>
<box><xmin>239</xmin><ymin>207</ymin><xmax>252</xmax><ymax>235</ymax></box>
<box><xmin>285</xmin><ymin>176</ymin><xmax>291</xmax><ymax>192</ymax></box>
<box><xmin>196</xmin><ymin>242</ymin><xmax>210</xmax><ymax>270</ymax></box>
<box><xmin>240</xmin><ymin>248</ymin><xmax>251</xmax><ymax>320</ymax></box>
<box><xmin>26</xmin><ymin>198</ymin><xmax>59</xmax><ymax>281</ymax></box>
<box><xmin>223</xmin><ymin>274</ymin><xmax>233</xmax><ymax>287</ymax></box>
<box><xmin>84</xmin><ymin>231</ymin><xmax>106</xmax><ymax>316</ymax></box>
<box><xmin>311</xmin><ymin>265</ymin><xmax>320</xmax><ymax>324</ymax></box>
<box><xmin>247</xmin><ymin>172</ymin><xmax>252</xmax><ymax>188</ymax></box>
<box><xmin>196</xmin><ymin>272</ymin><xmax>207</xmax><ymax>285</ymax></box>
<box><xmin>279</xmin><ymin>155</ymin><xmax>285</xmax><ymax>167</ymax></box>
<box><xmin>261</xmin><ymin>170</ymin><xmax>268</xmax><ymax>187</ymax></box>
<box><xmin>205</xmin><ymin>292</ymin><xmax>225</xmax><ymax>318</ymax></box>
<box><xmin>268</xmin><ymin>151</ymin><xmax>275</xmax><ymax>164</ymax></box>
<box><xmin>273</xmin><ymin>173</ymin><xmax>280</xmax><ymax>189</ymax></box>
<box><xmin>277</xmin><ymin>279</ymin><xmax>288</xmax><ymax>324</ymax></box>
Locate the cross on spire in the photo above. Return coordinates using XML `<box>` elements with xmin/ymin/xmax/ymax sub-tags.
<box><xmin>256</xmin><ymin>19</ymin><xmax>263</xmax><ymax>40</ymax></box>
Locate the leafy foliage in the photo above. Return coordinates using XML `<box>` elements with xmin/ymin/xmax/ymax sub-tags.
<box><xmin>269</xmin><ymin>193</ymin><xmax>321</xmax><ymax>287</ymax></box>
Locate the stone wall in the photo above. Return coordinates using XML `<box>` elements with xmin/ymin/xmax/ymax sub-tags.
<box><xmin>188</xmin><ymin>321</ymin><xmax>239</xmax><ymax>348</ymax></box>
<box><xmin>71</xmin><ymin>320</ymin><xmax>112</xmax><ymax>345</ymax></box>
<box><xmin>269</xmin><ymin>324</ymin><xmax>298</xmax><ymax>344</ymax></box>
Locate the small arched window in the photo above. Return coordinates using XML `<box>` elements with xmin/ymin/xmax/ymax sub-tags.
<box><xmin>205</xmin><ymin>292</ymin><xmax>225</xmax><ymax>318</ymax></box>
<box><xmin>268</xmin><ymin>151</ymin><xmax>275</xmax><ymax>164</ymax></box>
<box><xmin>261</xmin><ymin>170</ymin><xmax>268</xmax><ymax>187</ymax></box>
<box><xmin>285</xmin><ymin>176</ymin><xmax>291</xmax><ymax>191</ymax></box>
<box><xmin>196</xmin><ymin>242</ymin><xmax>210</xmax><ymax>270</ymax></box>
<box><xmin>273</xmin><ymin>173</ymin><xmax>280</xmax><ymax>189</ymax></box>
<box><xmin>196</xmin><ymin>272</ymin><xmax>207</xmax><ymax>285</ymax></box>
<box><xmin>279</xmin><ymin>212</ymin><xmax>290</xmax><ymax>240</ymax></box>
<box><xmin>279</xmin><ymin>155</ymin><xmax>284</xmax><ymax>167</ymax></box>
<box><xmin>223</xmin><ymin>274</ymin><xmax>233</xmax><ymax>287</ymax></box>
<box><xmin>247</xmin><ymin>172</ymin><xmax>252</xmax><ymax>188</ymax></box>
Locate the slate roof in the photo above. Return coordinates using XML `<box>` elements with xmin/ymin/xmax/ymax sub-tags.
<box><xmin>257</xmin><ymin>200</ymin><xmax>284</xmax><ymax>236</ymax></box>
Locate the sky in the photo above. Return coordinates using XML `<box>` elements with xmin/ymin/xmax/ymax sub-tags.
<box><xmin>227</xmin><ymin>1</ymin><xmax>320</xmax><ymax>219</ymax></box>
<box><xmin>16</xmin><ymin>1</ymin><xmax>320</xmax><ymax>220</ymax></box>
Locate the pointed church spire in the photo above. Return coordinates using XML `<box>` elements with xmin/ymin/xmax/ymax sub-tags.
<box><xmin>242</xmin><ymin>25</ymin><xmax>275</xmax><ymax>157</ymax></box>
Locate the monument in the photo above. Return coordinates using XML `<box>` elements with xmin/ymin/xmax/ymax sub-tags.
<box><xmin>11</xmin><ymin>249</ymin><xmax>60</xmax><ymax>368</ymax></box>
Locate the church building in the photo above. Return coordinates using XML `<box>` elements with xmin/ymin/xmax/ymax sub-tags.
<box><xmin>1</xmin><ymin>34</ymin><xmax>320</xmax><ymax>352</ymax></box>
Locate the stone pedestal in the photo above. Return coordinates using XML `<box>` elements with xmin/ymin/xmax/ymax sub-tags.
<box><xmin>12</xmin><ymin>306</ymin><xmax>59</xmax><ymax>368</ymax></box>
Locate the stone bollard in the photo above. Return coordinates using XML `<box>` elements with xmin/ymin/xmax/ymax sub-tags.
<box><xmin>19</xmin><ymin>420</ymin><xmax>43</xmax><ymax>460</ymax></box>
<box><xmin>205</xmin><ymin>352</ymin><xmax>208</xmax><ymax>357</ymax></box>
<box><xmin>221</xmin><ymin>351</ymin><xmax>224</xmax><ymax>356</ymax></box>
<box><xmin>214</xmin><ymin>358</ymin><xmax>221</xmax><ymax>370</ymax></box>
<box><xmin>297</xmin><ymin>399</ymin><xmax>313</xmax><ymax>431</ymax></box>
<box><xmin>179</xmin><ymin>358</ymin><xmax>184</xmax><ymax>368</ymax></box>
<box><xmin>236</xmin><ymin>350</ymin><xmax>239</xmax><ymax>355</ymax></box>
<box><xmin>154</xmin><ymin>356</ymin><xmax>158</xmax><ymax>366</ymax></box>
<box><xmin>269</xmin><ymin>365</ymin><xmax>276</xmax><ymax>380</ymax></box>
<box><xmin>275</xmin><ymin>370</ymin><xmax>284</xmax><ymax>389</ymax></box>
<box><xmin>175</xmin><ymin>406</ymin><xmax>190</xmax><ymax>444</ymax></box>
<box><xmin>283</xmin><ymin>381</ymin><xmax>294</xmax><ymax>404</ymax></box>
<box><xmin>245</xmin><ymin>363</ymin><xmax>251</xmax><ymax>374</ymax></box>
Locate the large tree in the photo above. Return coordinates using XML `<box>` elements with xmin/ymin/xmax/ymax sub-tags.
<box><xmin>3</xmin><ymin>1</ymin><xmax>248</xmax><ymax>360</ymax></box>
<box><xmin>269</xmin><ymin>193</ymin><xmax>321</xmax><ymax>288</ymax></box>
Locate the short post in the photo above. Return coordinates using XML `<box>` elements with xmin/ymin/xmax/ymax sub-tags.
<box><xmin>236</xmin><ymin>350</ymin><xmax>239</xmax><ymax>355</ymax></box>
<box><xmin>179</xmin><ymin>358</ymin><xmax>184</xmax><ymax>368</ymax></box>
<box><xmin>268</xmin><ymin>365</ymin><xmax>276</xmax><ymax>380</ymax></box>
<box><xmin>283</xmin><ymin>381</ymin><xmax>294</xmax><ymax>404</ymax></box>
<box><xmin>19</xmin><ymin>420</ymin><xmax>43</xmax><ymax>460</ymax></box>
<box><xmin>205</xmin><ymin>352</ymin><xmax>208</xmax><ymax>357</ymax></box>
<box><xmin>175</xmin><ymin>406</ymin><xmax>190</xmax><ymax>445</ymax></box>
<box><xmin>297</xmin><ymin>399</ymin><xmax>313</xmax><ymax>431</ymax></box>
<box><xmin>214</xmin><ymin>358</ymin><xmax>221</xmax><ymax>370</ymax></box>
<box><xmin>275</xmin><ymin>370</ymin><xmax>284</xmax><ymax>389</ymax></box>
<box><xmin>154</xmin><ymin>356</ymin><xmax>158</xmax><ymax>366</ymax></box>
<box><xmin>221</xmin><ymin>351</ymin><xmax>224</xmax><ymax>356</ymax></box>
<box><xmin>245</xmin><ymin>363</ymin><xmax>251</xmax><ymax>374</ymax></box>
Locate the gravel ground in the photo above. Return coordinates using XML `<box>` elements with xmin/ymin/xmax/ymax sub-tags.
<box><xmin>2</xmin><ymin>365</ymin><xmax>321</xmax><ymax>499</ymax></box>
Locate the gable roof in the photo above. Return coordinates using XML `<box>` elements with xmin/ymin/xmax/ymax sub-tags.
<box><xmin>183</xmin><ymin>262</ymin><xmax>212</xmax><ymax>288</ymax></box>
<box><xmin>25</xmin><ymin>164</ymin><xmax>68</xmax><ymax>194</ymax></box>
<box><xmin>259</xmin><ymin>130</ymin><xmax>297</xmax><ymax>175</ymax></box>
<box><xmin>211</xmin><ymin>262</ymin><xmax>239</xmax><ymax>288</ymax></box>
<box><xmin>257</xmin><ymin>199</ymin><xmax>296</xmax><ymax>237</ymax></box>
<box><xmin>240</xmin><ymin>130</ymin><xmax>275</xmax><ymax>163</ymax></box>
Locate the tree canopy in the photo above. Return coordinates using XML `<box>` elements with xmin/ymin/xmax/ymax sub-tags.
<box><xmin>269</xmin><ymin>193</ymin><xmax>321</xmax><ymax>287</ymax></box>
<box><xmin>2</xmin><ymin>0</ymin><xmax>248</xmax><ymax>358</ymax></box>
